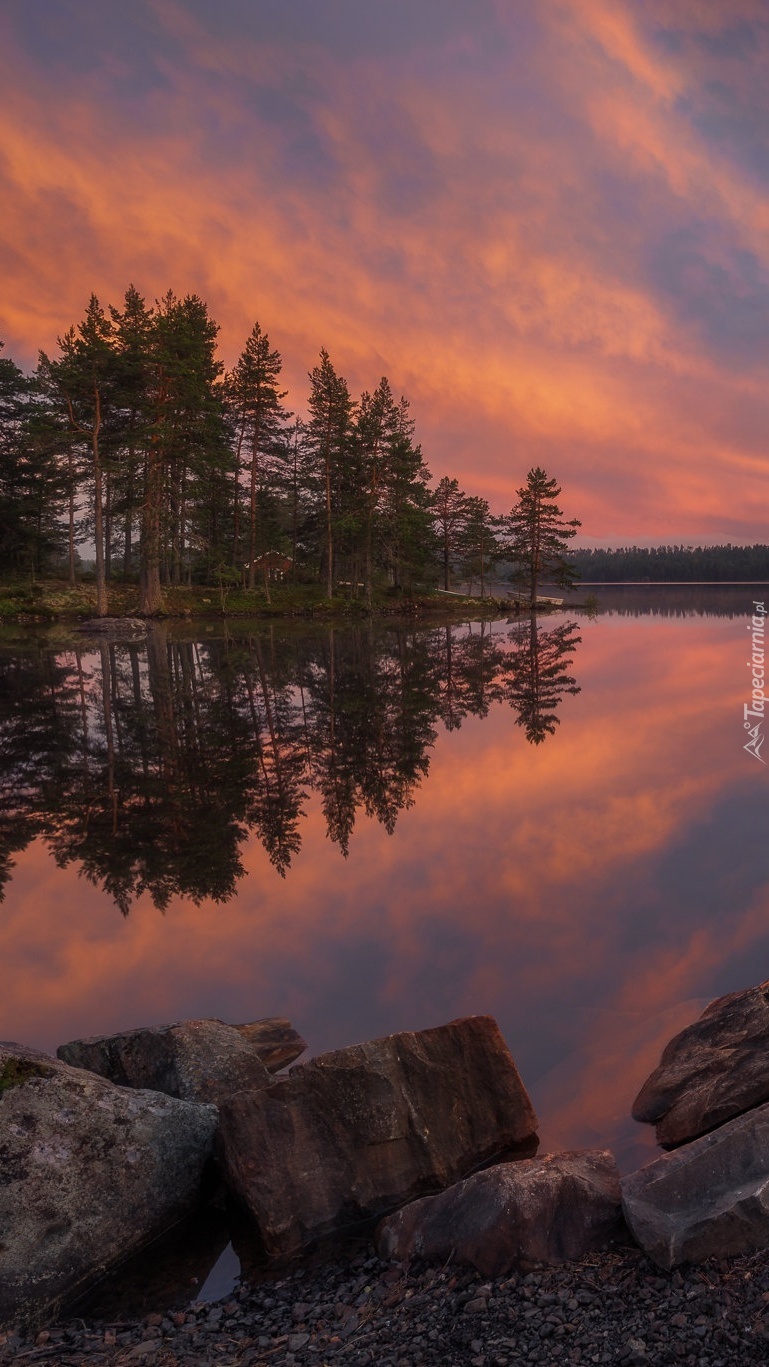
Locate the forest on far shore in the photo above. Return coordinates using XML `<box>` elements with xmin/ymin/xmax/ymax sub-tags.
<box><xmin>571</xmin><ymin>544</ymin><xmax>769</xmax><ymax>583</ymax></box>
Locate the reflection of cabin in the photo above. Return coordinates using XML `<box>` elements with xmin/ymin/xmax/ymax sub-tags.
<box><xmin>245</xmin><ymin>552</ymin><xmax>293</xmax><ymax>582</ymax></box>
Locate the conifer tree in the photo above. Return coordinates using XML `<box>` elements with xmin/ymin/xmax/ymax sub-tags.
<box><xmin>0</xmin><ymin>343</ymin><xmax>66</xmax><ymax>577</ymax></box>
<box><xmin>141</xmin><ymin>292</ymin><xmax>229</xmax><ymax>610</ymax></box>
<box><xmin>432</xmin><ymin>476</ymin><xmax>469</xmax><ymax>591</ymax></box>
<box><xmin>109</xmin><ymin>285</ymin><xmax>154</xmax><ymax>577</ymax></box>
<box><xmin>39</xmin><ymin>297</ymin><xmax>116</xmax><ymax>614</ymax></box>
<box><xmin>228</xmin><ymin>322</ymin><xmax>290</xmax><ymax>592</ymax></box>
<box><xmin>461</xmin><ymin>496</ymin><xmax>497</xmax><ymax>596</ymax></box>
<box><xmin>502</xmin><ymin>467</ymin><xmax>580</xmax><ymax>608</ymax></box>
<box><xmin>354</xmin><ymin>376</ymin><xmax>400</xmax><ymax>608</ymax></box>
<box><xmin>378</xmin><ymin>398</ymin><xmax>433</xmax><ymax>592</ymax></box>
<box><xmin>305</xmin><ymin>349</ymin><xmax>354</xmax><ymax>598</ymax></box>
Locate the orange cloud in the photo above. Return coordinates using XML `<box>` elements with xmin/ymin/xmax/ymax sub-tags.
<box><xmin>1</xmin><ymin>1</ymin><xmax>768</xmax><ymax>541</ymax></box>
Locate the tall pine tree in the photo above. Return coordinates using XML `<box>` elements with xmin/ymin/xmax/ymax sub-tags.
<box><xmin>502</xmin><ymin>467</ymin><xmax>580</xmax><ymax>608</ymax></box>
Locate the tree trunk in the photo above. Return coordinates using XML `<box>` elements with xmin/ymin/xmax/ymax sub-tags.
<box><xmin>325</xmin><ymin>449</ymin><xmax>333</xmax><ymax>600</ymax></box>
<box><xmin>91</xmin><ymin>386</ymin><xmax>108</xmax><ymax>617</ymax></box>
<box><xmin>67</xmin><ymin>434</ymin><xmax>76</xmax><ymax>586</ymax></box>
<box><xmin>140</xmin><ymin>439</ymin><xmax>165</xmax><ymax>614</ymax></box>
<box><xmin>247</xmin><ymin>414</ymin><xmax>261</xmax><ymax>590</ymax></box>
<box><xmin>104</xmin><ymin>469</ymin><xmax>112</xmax><ymax>582</ymax></box>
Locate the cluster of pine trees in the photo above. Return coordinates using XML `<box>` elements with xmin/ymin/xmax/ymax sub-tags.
<box><xmin>0</xmin><ymin>285</ymin><xmax>537</xmax><ymax>613</ymax></box>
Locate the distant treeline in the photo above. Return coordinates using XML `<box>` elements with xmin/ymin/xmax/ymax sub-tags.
<box><xmin>571</xmin><ymin>545</ymin><xmax>769</xmax><ymax>583</ymax></box>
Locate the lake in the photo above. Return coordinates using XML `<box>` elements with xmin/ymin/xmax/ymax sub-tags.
<box><xmin>2</xmin><ymin>584</ymin><xmax>768</xmax><ymax>1188</ymax></box>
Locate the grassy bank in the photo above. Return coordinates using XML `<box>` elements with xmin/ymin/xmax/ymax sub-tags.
<box><xmin>0</xmin><ymin>580</ymin><xmax>515</xmax><ymax>624</ymax></box>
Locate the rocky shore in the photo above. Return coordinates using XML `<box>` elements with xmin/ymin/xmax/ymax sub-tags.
<box><xmin>4</xmin><ymin>1242</ymin><xmax>769</xmax><ymax>1366</ymax></box>
<box><xmin>8</xmin><ymin>983</ymin><xmax>769</xmax><ymax>1362</ymax></box>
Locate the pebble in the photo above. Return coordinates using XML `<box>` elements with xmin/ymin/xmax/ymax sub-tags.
<box><xmin>6</xmin><ymin>1243</ymin><xmax>769</xmax><ymax>1365</ymax></box>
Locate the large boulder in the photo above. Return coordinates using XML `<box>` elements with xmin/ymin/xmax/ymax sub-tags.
<box><xmin>0</xmin><ymin>1041</ymin><xmax>217</xmax><ymax>1328</ymax></box>
<box><xmin>376</xmin><ymin>1149</ymin><xmax>623</xmax><ymax>1275</ymax></box>
<box><xmin>632</xmin><ymin>980</ymin><xmax>769</xmax><ymax>1147</ymax></box>
<box><xmin>56</xmin><ymin>1017</ymin><xmax>305</xmax><ymax>1105</ymax></box>
<box><xmin>622</xmin><ymin>1101</ymin><xmax>769</xmax><ymax>1269</ymax></box>
<box><xmin>217</xmin><ymin>1015</ymin><xmax>538</xmax><ymax>1258</ymax></box>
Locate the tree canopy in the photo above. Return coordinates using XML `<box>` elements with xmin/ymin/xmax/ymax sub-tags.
<box><xmin>1</xmin><ymin>290</ymin><xmax>586</xmax><ymax>606</ymax></box>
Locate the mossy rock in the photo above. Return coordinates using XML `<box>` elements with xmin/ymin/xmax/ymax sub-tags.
<box><xmin>0</xmin><ymin>1057</ymin><xmax>52</xmax><ymax>1094</ymax></box>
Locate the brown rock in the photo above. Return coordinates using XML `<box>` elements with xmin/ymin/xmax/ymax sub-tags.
<box><xmin>217</xmin><ymin>1015</ymin><xmax>537</xmax><ymax>1258</ymax></box>
<box><xmin>0</xmin><ymin>1041</ymin><xmax>217</xmax><ymax>1329</ymax></box>
<box><xmin>622</xmin><ymin>1101</ymin><xmax>769</xmax><ymax>1268</ymax></box>
<box><xmin>632</xmin><ymin>980</ymin><xmax>769</xmax><ymax>1146</ymax></box>
<box><xmin>56</xmin><ymin>1019</ymin><xmax>280</xmax><ymax>1105</ymax></box>
<box><xmin>232</xmin><ymin>1018</ymin><xmax>306</xmax><ymax>1072</ymax></box>
<box><xmin>376</xmin><ymin>1149</ymin><xmax>622</xmax><ymax>1275</ymax></box>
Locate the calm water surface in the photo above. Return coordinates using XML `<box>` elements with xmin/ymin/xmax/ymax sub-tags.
<box><xmin>2</xmin><ymin>585</ymin><xmax>769</xmax><ymax>1185</ymax></box>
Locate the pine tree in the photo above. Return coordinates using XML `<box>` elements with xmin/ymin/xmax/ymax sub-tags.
<box><xmin>109</xmin><ymin>285</ymin><xmax>155</xmax><ymax>578</ymax></box>
<box><xmin>141</xmin><ymin>292</ymin><xmax>229</xmax><ymax>611</ymax></box>
<box><xmin>502</xmin><ymin>467</ymin><xmax>580</xmax><ymax>608</ymax></box>
<box><xmin>39</xmin><ymin>298</ymin><xmax>117</xmax><ymax>614</ymax></box>
<box><xmin>304</xmin><ymin>350</ymin><xmax>354</xmax><ymax>598</ymax></box>
<box><xmin>378</xmin><ymin>398</ymin><xmax>433</xmax><ymax>592</ymax></box>
<box><xmin>228</xmin><ymin>322</ymin><xmax>290</xmax><ymax>592</ymax></box>
<box><xmin>0</xmin><ymin>343</ymin><xmax>66</xmax><ymax>577</ymax></box>
<box><xmin>354</xmin><ymin>376</ymin><xmax>400</xmax><ymax>608</ymax></box>
<box><xmin>432</xmin><ymin>476</ymin><xmax>469</xmax><ymax>591</ymax></box>
<box><xmin>461</xmin><ymin>496</ymin><xmax>498</xmax><ymax>597</ymax></box>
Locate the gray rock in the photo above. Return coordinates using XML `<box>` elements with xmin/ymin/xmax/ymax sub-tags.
<box><xmin>0</xmin><ymin>1041</ymin><xmax>217</xmax><ymax>1329</ymax></box>
<box><xmin>375</xmin><ymin>1149</ymin><xmax>623</xmax><ymax>1275</ymax></box>
<box><xmin>632</xmin><ymin>979</ymin><xmax>769</xmax><ymax>1146</ymax></box>
<box><xmin>217</xmin><ymin>1015</ymin><xmax>538</xmax><ymax>1259</ymax></box>
<box><xmin>57</xmin><ymin>1018</ymin><xmax>278</xmax><ymax>1105</ymax></box>
<box><xmin>622</xmin><ymin>1100</ymin><xmax>769</xmax><ymax>1268</ymax></box>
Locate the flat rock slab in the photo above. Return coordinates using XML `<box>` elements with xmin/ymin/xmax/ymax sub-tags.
<box><xmin>0</xmin><ymin>1041</ymin><xmax>217</xmax><ymax>1329</ymax></box>
<box><xmin>217</xmin><ymin>1015</ymin><xmax>538</xmax><ymax>1259</ymax></box>
<box><xmin>376</xmin><ymin>1149</ymin><xmax>622</xmax><ymax>1275</ymax></box>
<box><xmin>56</xmin><ymin>1018</ymin><xmax>304</xmax><ymax>1105</ymax></box>
<box><xmin>632</xmin><ymin>979</ymin><xmax>769</xmax><ymax>1146</ymax></box>
<box><xmin>622</xmin><ymin>1100</ymin><xmax>769</xmax><ymax>1269</ymax></box>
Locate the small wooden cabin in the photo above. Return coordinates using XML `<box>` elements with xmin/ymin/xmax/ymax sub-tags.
<box><xmin>245</xmin><ymin>552</ymin><xmax>293</xmax><ymax>583</ymax></box>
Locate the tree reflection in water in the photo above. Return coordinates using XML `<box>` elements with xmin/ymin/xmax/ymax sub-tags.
<box><xmin>0</xmin><ymin>617</ymin><xmax>581</xmax><ymax>910</ymax></box>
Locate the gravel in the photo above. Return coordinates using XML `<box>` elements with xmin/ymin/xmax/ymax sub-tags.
<box><xmin>4</xmin><ymin>1242</ymin><xmax>769</xmax><ymax>1366</ymax></box>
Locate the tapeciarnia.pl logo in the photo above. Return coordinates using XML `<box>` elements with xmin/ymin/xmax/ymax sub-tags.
<box><xmin>744</xmin><ymin>600</ymin><xmax>767</xmax><ymax>763</ymax></box>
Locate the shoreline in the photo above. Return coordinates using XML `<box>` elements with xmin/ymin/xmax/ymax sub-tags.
<box><xmin>3</xmin><ymin>1240</ymin><xmax>767</xmax><ymax>1365</ymax></box>
<box><xmin>0</xmin><ymin>579</ymin><xmax>589</xmax><ymax>627</ymax></box>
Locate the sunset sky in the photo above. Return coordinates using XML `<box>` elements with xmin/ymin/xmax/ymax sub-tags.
<box><xmin>2</xmin><ymin>0</ymin><xmax>769</xmax><ymax>542</ymax></box>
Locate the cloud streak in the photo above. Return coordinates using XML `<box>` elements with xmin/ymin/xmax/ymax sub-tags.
<box><xmin>1</xmin><ymin>0</ymin><xmax>768</xmax><ymax>539</ymax></box>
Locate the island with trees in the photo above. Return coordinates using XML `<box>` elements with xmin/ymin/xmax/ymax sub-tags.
<box><xmin>0</xmin><ymin>287</ymin><xmax>582</xmax><ymax>620</ymax></box>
